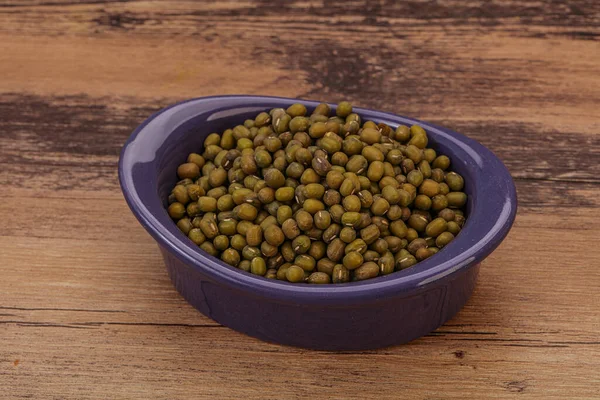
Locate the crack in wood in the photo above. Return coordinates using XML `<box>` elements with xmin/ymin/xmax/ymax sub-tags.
<box><xmin>0</xmin><ymin>320</ymin><xmax>223</xmax><ymax>329</ymax></box>
<box><xmin>548</xmin><ymin>341</ymin><xmax>600</xmax><ymax>345</ymax></box>
<box><xmin>433</xmin><ymin>330</ymin><xmax>497</xmax><ymax>335</ymax></box>
<box><xmin>14</xmin><ymin>322</ymin><xmax>98</xmax><ymax>330</ymax></box>
<box><xmin>0</xmin><ymin>306</ymin><xmax>127</xmax><ymax>313</ymax></box>
<box><xmin>0</xmin><ymin>0</ymin><xmax>138</xmax><ymax>8</ymax></box>
<box><xmin>501</xmin><ymin>344</ymin><xmax>569</xmax><ymax>348</ymax></box>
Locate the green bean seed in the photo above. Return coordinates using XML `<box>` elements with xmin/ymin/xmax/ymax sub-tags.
<box><xmin>168</xmin><ymin>104</ymin><xmax>468</xmax><ymax>283</ymax></box>
<box><xmin>353</xmin><ymin>262</ymin><xmax>379</xmax><ymax>281</ymax></box>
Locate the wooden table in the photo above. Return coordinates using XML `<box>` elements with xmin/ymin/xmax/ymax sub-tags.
<box><xmin>2</xmin><ymin>1</ymin><xmax>599</xmax><ymax>398</ymax></box>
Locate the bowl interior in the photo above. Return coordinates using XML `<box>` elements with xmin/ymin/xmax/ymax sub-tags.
<box><xmin>156</xmin><ymin>107</ymin><xmax>473</xmax><ymax>219</ymax></box>
<box><xmin>120</xmin><ymin>96</ymin><xmax>516</xmax><ymax>302</ymax></box>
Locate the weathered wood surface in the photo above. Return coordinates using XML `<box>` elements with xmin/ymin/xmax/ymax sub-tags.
<box><xmin>1</xmin><ymin>1</ymin><xmax>599</xmax><ymax>398</ymax></box>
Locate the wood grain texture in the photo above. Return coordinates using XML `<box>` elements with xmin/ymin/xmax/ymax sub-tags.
<box><xmin>1</xmin><ymin>1</ymin><xmax>599</xmax><ymax>399</ymax></box>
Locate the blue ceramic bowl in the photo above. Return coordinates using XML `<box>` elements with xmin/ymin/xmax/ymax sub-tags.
<box><xmin>119</xmin><ymin>95</ymin><xmax>516</xmax><ymax>350</ymax></box>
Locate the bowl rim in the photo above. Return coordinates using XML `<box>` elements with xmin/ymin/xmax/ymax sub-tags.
<box><xmin>119</xmin><ymin>95</ymin><xmax>517</xmax><ymax>305</ymax></box>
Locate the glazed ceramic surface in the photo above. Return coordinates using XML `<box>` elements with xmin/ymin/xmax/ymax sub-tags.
<box><xmin>119</xmin><ymin>95</ymin><xmax>517</xmax><ymax>350</ymax></box>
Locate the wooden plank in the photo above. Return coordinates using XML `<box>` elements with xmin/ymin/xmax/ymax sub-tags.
<box><xmin>1</xmin><ymin>231</ymin><xmax>599</xmax><ymax>398</ymax></box>
<box><xmin>0</xmin><ymin>1</ymin><xmax>599</xmax><ymax>131</ymax></box>
<box><xmin>1</xmin><ymin>93</ymin><xmax>599</xmax><ymax>189</ymax></box>
<box><xmin>2</xmin><ymin>209</ymin><xmax>599</xmax><ymax>335</ymax></box>
<box><xmin>2</xmin><ymin>324</ymin><xmax>599</xmax><ymax>399</ymax></box>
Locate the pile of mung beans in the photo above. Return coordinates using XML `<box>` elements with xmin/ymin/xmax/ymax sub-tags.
<box><xmin>166</xmin><ymin>101</ymin><xmax>467</xmax><ymax>284</ymax></box>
